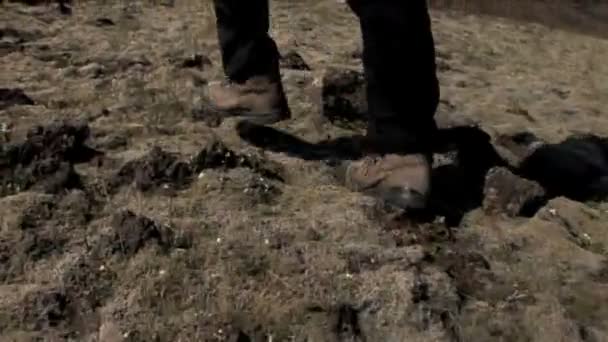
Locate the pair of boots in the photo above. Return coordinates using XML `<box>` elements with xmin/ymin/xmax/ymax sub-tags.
<box><xmin>205</xmin><ymin>76</ymin><xmax>431</xmax><ymax>210</ymax></box>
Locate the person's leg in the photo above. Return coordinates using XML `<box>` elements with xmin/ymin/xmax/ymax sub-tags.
<box><xmin>213</xmin><ymin>0</ymin><xmax>279</xmax><ymax>82</ymax></box>
<box><xmin>207</xmin><ymin>0</ymin><xmax>290</xmax><ymax>124</ymax></box>
<box><xmin>349</xmin><ymin>0</ymin><xmax>439</xmax><ymax>154</ymax></box>
<box><xmin>342</xmin><ymin>0</ymin><xmax>439</xmax><ymax>209</ymax></box>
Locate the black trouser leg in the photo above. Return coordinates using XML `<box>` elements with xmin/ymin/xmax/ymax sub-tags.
<box><xmin>212</xmin><ymin>0</ymin><xmax>280</xmax><ymax>82</ymax></box>
<box><xmin>348</xmin><ymin>0</ymin><xmax>439</xmax><ymax>154</ymax></box>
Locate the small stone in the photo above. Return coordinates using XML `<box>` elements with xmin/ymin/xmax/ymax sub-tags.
<box><xmin>483</xmin><ymin>167</ymin><xmax>546</xmax><ymax>217</ymax></box>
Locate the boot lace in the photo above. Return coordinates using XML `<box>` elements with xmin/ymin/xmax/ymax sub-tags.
<box><xmin>359</xmin><ymin>155</ymin><xmax>381</xmax><ymax>176</ymax></box>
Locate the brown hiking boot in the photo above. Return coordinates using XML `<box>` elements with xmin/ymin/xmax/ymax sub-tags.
<box><xmin>204</xmin><ymin>76</ymin><xmax>291</xmax><ymax>125</ymax></box>
<box><xmin>340</xmin><ymin>154</ymin><xmax>431</xmax><ymax>209</ymax></box>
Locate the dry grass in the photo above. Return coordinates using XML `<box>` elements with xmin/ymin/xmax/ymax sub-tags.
<box><xmin>1</xmin><ymin>0</ymin><xmax>608</xmax><ymax>341</ymax></box>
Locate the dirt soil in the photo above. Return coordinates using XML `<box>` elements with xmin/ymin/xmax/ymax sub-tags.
<box><xmin>2</xmin><ymin>1</ymin><xmax>608</xmax><ymax>341</ymax></box>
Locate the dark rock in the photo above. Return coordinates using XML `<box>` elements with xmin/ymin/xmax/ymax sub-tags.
<box><xmin>180</xmin><ymin>53</ymin><xmax>212</xmax><ymax>69</ymax></box>
<box><xmin>110</xmin><ymin>146</ymin><xmax>192</xmax><ymax>192</ymax></box>
<box><xmin>280</xmin><ymin>51</ymin><xmax>311</xmax><ymax>71</ymax></box>
<box><xmin>483</xmin><ymin>167</ymin><xmax>546</xmax><ymax>217</ymax></box>
<box><xmin>0</xmin><ymin>88</ymin><xmax>35</xmax><ymax>110</ymax></box>
<box><xmin>321</xmin><ymin>68</ymin><xmax>367</xmax><ymax>126</ymax></box>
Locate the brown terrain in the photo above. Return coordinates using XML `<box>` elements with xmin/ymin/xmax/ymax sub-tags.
<box><xmin>1</xmin><ymin>0</ymin><xmax>608</xmax><ymax>341</ymax></box>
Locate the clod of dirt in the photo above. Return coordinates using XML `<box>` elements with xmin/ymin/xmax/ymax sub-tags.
<box><xmin>321</xmin><ymin>67</ymin><xmax>367</xmax><ymax>127</ymax></box>
<box><xmin>19</xmin><ymin>289</ymin><xmax>70</xmax><ymax>331</ymax></box>
<box><xmin>15</xmin><ymin>190</ymin><xmax>92</xmax><ymax>266</ymax></box>
<box><xmin>441</xmin><ymin>249</ymin><xmax>493</xmax><ymax>299</ymax></box>
<box><xmin>110</xmin><ymin>146</ymin><xmax>192</xmax><ymax>192</ymax></box>
<box><xmin>3</xmin><ymin>121</ymin><xmax>93</xmax><ymax>165</ymax></box>
<box><xmin>280</xmin><ymin>51</ymin><xmax>311</xmax><ymax>71</ymax></box>
<box><xmin>0</xmin><ymin>191</ymin><xmax>93</xmax><ymax>283</ymax></box>
<box><xmin>1</xmin><ymin>121</ymin><xmax>95</xmax><ymax>196</ymax></box>
<box><xmin>483</xmin><ymin>167</ymin><xmax>547</xmax><ymax>217</ymax></box>
<box><xmin>61</xmin><ymin>254</ymin><xmax>116</xmax><ymax>313</ymax></box>
<box><xmin>179</xmin><ymin>53</ymin><xmax>212</xmax><ymax>69</ymax></box>
<box><xmin>105</xmin><ymin>210</ymin><xmax>175</xmax><ymax>257</ymax></box>
<box><xmin>191</xmin><ymin>105</ymin><xmax>224</xmax><ymax>127</ymax></box>
<box><xmin>518</xmin><ymin>134</ymin><xmax>608</xmax><ymax>201</ymax></box>
<box><xmin>242</xmin><ymin>174</ymin><xmax>282</xmax><ymax>205</ymax></box>
<box><xmin>94</xmin><ymin>18</ymin><xmax>115</xmax><ymax>27</ymax></box>
<box><xmin>191</xmin><ymin>139</ymin><xmax>284</xmax><ymax>182</ymax></box>
<box><xmin>110</xmin><ymin>140</ymin><xmax>283</xmax><ymax>193</ymax></box>
<box><xmin>0</xmin><ymin>88</ymin><xmax>35</xmax><ymax>110</ymax></box>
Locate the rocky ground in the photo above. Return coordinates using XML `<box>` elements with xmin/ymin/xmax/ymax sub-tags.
<box><xmin>1</xmin><ymin>1</ymin><xmax>608</xmax><ymax>341</ymax></box>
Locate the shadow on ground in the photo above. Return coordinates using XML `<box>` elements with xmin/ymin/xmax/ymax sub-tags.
<box><xmin>237</xmin><ymin>121</ymin><xmax>608</xmax><ymax>226</ymax></box>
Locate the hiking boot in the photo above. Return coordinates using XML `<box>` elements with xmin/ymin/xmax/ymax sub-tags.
<box><xmin>340</xmin><ymin>154</ymin><xmax>431</xmax><ymax>209</ymax></box>
<box><xmin>204</xmin><ymin>75</ymin><xmax>291</xmax><ymax>125</ymax></box>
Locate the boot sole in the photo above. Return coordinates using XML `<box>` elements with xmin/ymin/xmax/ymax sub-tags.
<box><xmin>203</xmin><ymin>103</ymin><xmax>290</xmax><ymax>125</ymax></box>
